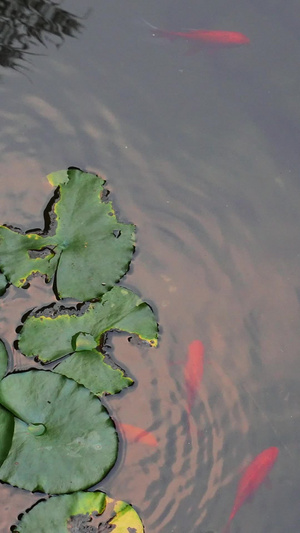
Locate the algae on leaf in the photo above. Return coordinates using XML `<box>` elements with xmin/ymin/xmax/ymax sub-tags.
<box><xmin>13</xmin><ymin>491</ymin><xmax>144</xmax><ymax>533</ymax></box>
<box><xmin>0</xmin><ymin>370</ymin><xmax>118</xmax><ymax>494</ymax></box>
<box><xmin>19</xmin><ymin>286</ymin><xmax>158</xmax><ymax>363</ymax></box>
<box><xmin>0</xmin><ymin>168</ymin><xmax>136</xmax><ymax>301</ymax></box>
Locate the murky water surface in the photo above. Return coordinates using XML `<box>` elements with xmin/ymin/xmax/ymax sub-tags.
<box><xmin>1</xmin><ymin>1</ymin><xmax>300</xmax><ymax>531</ymax></box>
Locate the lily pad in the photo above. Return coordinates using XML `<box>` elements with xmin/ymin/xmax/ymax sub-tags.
<box><xmin>0</xmin><ymin>404</ymin><xmax>14</xmax><ymax>468</ymax></box>
<box><xmin>0</xmin><ymin>168</ymin><xmax>136</xmax><ymax>301</ymax></box>
<box><xmin>73</xmin><ymin>332</ymin><xmax>98</xmax><ymax>352</ymax></box>
<box><xmin>0</xmin><ymin>271</ymin><xmax>8</xmax><ymax>296</ymax></box>
<box><xmin>12</xmin><ymin>491</ymin><xmax>144</xmax><ymax>532</ymax></box>
<box><xmin>0</xmin><ymin>370</ymin><xmax>118</xmax><ymax>493</ymax></box>
<box><xmin>54</xmin><ymin>349</ymin><xmax>133</xmax><ymax>396</ymax></box>
<box><xmin>109</xmin><ymin>498</ymin><xmax>144</xmax><ymax>532</ymax></box>
<box><xmin>0</xmin><ymin>339</ymin><xmax>8</xmax><ymax>380</ymax></box>
<box><xmin>19</xmin><ymin>286</ymin><xmax>158</xmax><ymax>363</ymax></box>
<box><xmin>0</xmin><ymin>342</ymin><xmax>15</xmax><ymax>466</ymax></box>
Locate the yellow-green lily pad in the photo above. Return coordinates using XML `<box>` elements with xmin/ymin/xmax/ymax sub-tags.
<box><xmin>12</xmin><ymin>491</ymin><xmax>144</xmax><ymax>532</ymax></box>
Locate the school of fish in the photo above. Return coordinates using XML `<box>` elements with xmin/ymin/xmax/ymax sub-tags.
<box><xmin>119</xmin><ymin>336</ymin><xmax>279</xmax><ymax>530</ymax></box>
<box><xmin>119</xmin><ymin>21</ymin><xmax>278</xmax><ymax>532</ymax></box>
<box><xmin>183</xmin><ymin>341</ymin><xmax>279</xmax><ymax>531</ymax></box>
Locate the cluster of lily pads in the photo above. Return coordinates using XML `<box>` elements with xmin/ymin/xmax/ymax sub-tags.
<box><xmin>0</xmin><ymin>168</ymin><xmax>158</xmax><ymax>531</ymax></box>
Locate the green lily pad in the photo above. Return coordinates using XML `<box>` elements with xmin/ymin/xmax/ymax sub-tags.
<box><xmin>0</xmin><ymin>271</ymin><xmax>8</xmax><ymax>296</ymax></box>
<box><xmin>0</xmin><ymin>339</ymin><xmax>8</xmax><ymax>380</ymax></box>
<box><xmin>54</xmin><ymin>349</ymin><xmax>133</xmax><ymax>396</ymax></box>
<box><xmin>0</xmin><ymin>341</ymin><xmax>16</xmax><ymax>467</ymax></box>
<box><xmin>0</xmin><ymin>404</ymin><xmax>14</xmax><ymax>467</ymax></box>
<box><xmin>73</xmin><ymin>332</ymin><xmax>98</xmax><ymax>352</ymax></box>
<box><xmin>12</xmin><ymin>491</ymin><xmax>144</xmax><ymax>532</ymax></box>
<box><xmin>19</xmin><ymin>286</ymin><xmax>158</xmax><ymax>363</ymax></box>
<box><xmin>0</xmin><ymin>168</ymin><xmax>136</xmax><ymax>301</ymax></box>
<box><xmin>0</xmin><ymin>370</ymin><xmax>118</xmax><ymax>493</ymax></box>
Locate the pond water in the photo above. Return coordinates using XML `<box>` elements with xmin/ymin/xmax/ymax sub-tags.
<box><xmin>1</xmin><ymin>1</ymin><xmax>300</xmax><ymax>531</ymax></box>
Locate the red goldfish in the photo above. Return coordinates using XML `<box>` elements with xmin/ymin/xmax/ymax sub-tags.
<box><xmin>223</xmin><ymin>446</ymin><xmax>279</xmax><ymax>532</ymax></box>
<box><xmin>143</xmin><ymin>20</ymin><xmax>250</xmax><ymax>55</ymax></box>
<box><xmin>185</xmin><ymin>340</ymin><xmax>204</xmax><ymax>414</ymax></box>
<box><xmin>119</xmin><ymin>423</ymin><xmax>158</xmax><ymax>447</ymax></box>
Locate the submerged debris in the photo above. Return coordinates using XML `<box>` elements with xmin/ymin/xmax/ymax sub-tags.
<box><xmin>68</xmin><ymin>512</ymin><xmax>117</xmax><ymax>533</ymax></box>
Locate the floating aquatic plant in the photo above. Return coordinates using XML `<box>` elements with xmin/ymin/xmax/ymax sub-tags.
<box><xmin>0</xmin><ymin>168</ymin><xmax>136</xmax><ymax>301</ymax></box>
<box><xmin>12</xmin><ymin>491</ymin><xmax>144</xmax><ymax>532</ymax></box>
<box><xmin>0</xmin><ymin>369</ymin><xmax>118</xmax><ymax>493</ymax></box>
<box><xmin>0</xmin><ymin>167</ymin><xmax>158</xmax><ymax>530</ymax></box>
<box><xmin>19</xmin><ymin>285</ymin><xmax>158</xmax><ymax>364</ymax></box>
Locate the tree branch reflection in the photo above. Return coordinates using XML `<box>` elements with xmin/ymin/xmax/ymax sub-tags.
<box><xmin>0</xmin><ymin>0</ymin><xmax>85</xmax><ymax>72</ymax></box>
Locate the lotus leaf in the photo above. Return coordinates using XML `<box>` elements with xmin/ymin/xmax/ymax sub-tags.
<box><xmin>19</xmin><ymin>286</ymin><xmax>158</xmax><ymax>363</ymax></box>
<box><xmin>54</xmin><ymin>349</ymin><xmax>133</xmax><ymax>396</ymax></box>
<box><xmin>0</xmin><ymin>168</ymin><xmax>136</xmax><ymax>301</ymax></box>
<box><xmin>12</xmin><ymin>491</ymin><xmax>144</xmax><ymax>532</ymax></box>
<box><xmin>0</xmin><ymin>370</ymin><xmax>118</xmax><ymax>493</ymax></box>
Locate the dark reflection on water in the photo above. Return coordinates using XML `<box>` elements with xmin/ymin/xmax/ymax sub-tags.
<box><xmin>0</xmin><ymin>0</ymin><xmax>85</xmax><ymax>72</ymax></box>
<box><xmin>1</xmin><ymin>0</ymin><xmax>300</xmax><ymax>532</ymax></box>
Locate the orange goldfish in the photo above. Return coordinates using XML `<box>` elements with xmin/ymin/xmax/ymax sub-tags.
<box><xmin>185</xmin><ymin>340</ymin><xmax>204</xmax><ymax>414</ymax></box>
<box><xmin>119</xmin><ymin>423</ymin><xmax>158</xmax><ymax>447</ymax></box>
<box><xmin>223</xmin><ymin>446</ymin><xmax>279</xmax><ymax>532</ymax></box>
<box><xmin>143</xmin><ymin>20</ymin><xmax>250</xmax><ymax>55</ymax></box>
